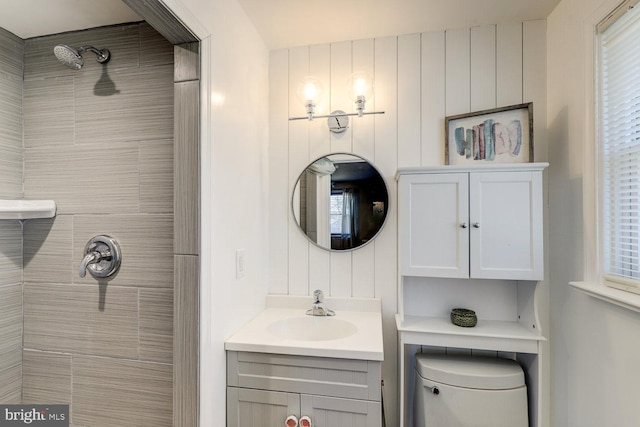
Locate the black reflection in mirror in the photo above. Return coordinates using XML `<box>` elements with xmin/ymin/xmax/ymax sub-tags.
<box><xmin>293</xmin><ymin>154</ymin><xmax>389</xmax><ymax>251</ymax></box>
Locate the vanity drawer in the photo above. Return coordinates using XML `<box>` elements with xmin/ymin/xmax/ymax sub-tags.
<box><xmin>227</xmin><ymin>351</ymin><xmax>381</xmax><ymax>401</ymax></box>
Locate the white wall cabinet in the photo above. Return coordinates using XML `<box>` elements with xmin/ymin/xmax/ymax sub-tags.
<box><xmin>227</xmin><ymin>351</ymin><xmax>381</xmax><ymax>427</ymax></box>
<box><xmin>399</xmin><ymin>166</ymin><xmax>543</xmax><ymax>280</ymax></box>
<box><xmin>396</xmin><ymin>163</ymin><xmax>548</xmax><ymax>427</ymax></box>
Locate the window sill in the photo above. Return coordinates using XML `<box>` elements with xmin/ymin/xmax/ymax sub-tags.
<box><xmin>569</xmin><ymin>281</ymin><xmax>640</xmax><ymax>313</ymax></box>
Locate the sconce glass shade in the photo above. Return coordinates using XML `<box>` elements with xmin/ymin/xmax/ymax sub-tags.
<box><xmin>348</xmin><ymin>72</ymin><xmax>374</xmax><ymax>100</ymax></box>
<box><xmin>296</xmin><ymin>76</ymin><xmax>324</xmax><ymax>119</ymax></box>
<box><xmin>348</xmin><ymin>72</ymin><xmax>374</xmax><ymax>116</ymax></box>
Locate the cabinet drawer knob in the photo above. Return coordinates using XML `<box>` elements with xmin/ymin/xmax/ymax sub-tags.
<box><xmin>473</xmin><ymin>222</ymin><xmax>480</xmax><ymax>228</ymax></box>
<box><xmin>285</xmin><ymin>415</ymin><xmax>299</xmax><ymax>427</ymax></box>
<box><xmin>460</xmin><ymin>222</ymin><xmax>468</xmax><ymax>229</ymax></box>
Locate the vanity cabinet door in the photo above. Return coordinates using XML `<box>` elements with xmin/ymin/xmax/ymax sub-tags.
<box><xmin>227</xmin><ymin>387</ymin><xmax>299</xmax><ymax>427</ymax></box>
<box><xmin>469</xmin><ymin>171</ymin><xmax>543</xmax><ymax>280</ymax></box>
<box><xmin>399</xmin><ymin>173</ymin><xmax>469</xmax><ymax>278</ymax></box>
<box><xmin>300</xmin><ymin>394</ymin><xmax>382</xmax><ymax>427</ymax></box>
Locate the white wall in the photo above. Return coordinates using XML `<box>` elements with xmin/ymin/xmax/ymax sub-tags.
<box><xmin>547</xmin><ymin>0</ymin><xmax>640</xmax><ymax>425</ymax></box>
<box><xmin>162</xmin><ymin>0</ymin><xmax>270</xmax><ymax>426</ymax></box>
<box><xmin>268</xmin><ymin>22</ymin><xmax>548</xmax><ymax>425</ymax></box>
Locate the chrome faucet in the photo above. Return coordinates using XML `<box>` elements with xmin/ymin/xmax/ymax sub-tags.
<box><xmin>306</xmin><ymin>289</ymin><xmax>335</xmax><ymax>316</ymax></box>
<box><xmin>79</xmin><ymin>250</ymin><xmax>109</xmax><ymax>278</ymax></box>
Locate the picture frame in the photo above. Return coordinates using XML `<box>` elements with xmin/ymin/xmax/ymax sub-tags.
<box><xmin>445</xmin><ymin>102</ymin><xmax>533</xmax><ymax>165</ymax></box>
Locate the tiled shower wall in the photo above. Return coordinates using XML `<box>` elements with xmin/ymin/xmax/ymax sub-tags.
<box><xmin>0</xmin><ymin>27</ymin><xmax>24</xmax><ymax>403</ymax></box>
<box><xmin>20</xmin><ymin>23</ymin><xmax>175</xmax><ymax>426</ymax></box>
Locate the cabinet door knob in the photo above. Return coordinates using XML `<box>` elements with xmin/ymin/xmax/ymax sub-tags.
<box><xmin>300</xmin><ymin>416</ymin><xmax>312</xmax><ymax>427</ymax></box>
<box><xmin>285</xmin><ymin>415</ymin><xmax>299</xmax><ymax>427</ymax></box>
<box><xmin>473</xmin><ymin>222</ymin><xmax>480</xmax><ymax>228</ymax></box>
<box><xmin>460</xmin><ymin>222</ymin><xmax>468</xmax><ymax>229</ymax></box>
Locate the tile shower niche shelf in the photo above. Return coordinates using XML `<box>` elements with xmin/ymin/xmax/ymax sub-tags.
<box><xmin>0</xmin><ymin>199</ymin><xmax>57</xmax><ymax>220</ymax></box>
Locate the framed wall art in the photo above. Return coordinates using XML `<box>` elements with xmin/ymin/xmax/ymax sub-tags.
<box><xmin>445</xmin><ymin>102</ymin><xmax>533</xmax><ymax>165</ymax></box>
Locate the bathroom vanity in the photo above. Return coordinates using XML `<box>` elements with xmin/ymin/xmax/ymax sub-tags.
<box><xmin>396</xmin><ymin>163</ymin><xmax>548</xmax><ymax>427</ymax></box>
<box><xmin>225</xmin><ymin>296</ymin><xmax>384</xmax><ymax>427</ymax></box>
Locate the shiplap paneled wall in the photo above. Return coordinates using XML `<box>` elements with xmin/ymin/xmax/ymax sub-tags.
<box><xmin>269</xmin><ymin>20</ymin><xmax>547</xmax><ymax>425</ymax></box>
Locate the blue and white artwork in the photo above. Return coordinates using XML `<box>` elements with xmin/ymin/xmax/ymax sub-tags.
<box><xmin>446</xmin><ymin>104</ymin><xmax>532</xmax><ymax>164</ymax></box>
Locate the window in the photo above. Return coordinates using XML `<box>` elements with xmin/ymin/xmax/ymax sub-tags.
<box><xmin>330</xmin><ymin>193</ymin><xmax>345</xmax><ymax>235</ymax></box>
<box><xmin>598</xmin><ymin>0</ymin><xmax>640</xmax><ymax>293</ymax></box>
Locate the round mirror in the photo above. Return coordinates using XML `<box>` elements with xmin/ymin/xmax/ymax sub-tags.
<box><xmin>292</xmin><ymin>153</ymin><xmax>389</xmax><ymax>251</ymax></box>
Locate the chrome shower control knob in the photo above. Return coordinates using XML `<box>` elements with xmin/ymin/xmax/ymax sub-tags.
<box><xmin>79</xmin><ymin>235</ymin><xmax>122</xmax><ymax>279</ymax></box>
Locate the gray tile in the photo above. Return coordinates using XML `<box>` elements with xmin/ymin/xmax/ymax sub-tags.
<box><xmin>73</xmin><ymin>356</ymin><xmax>172</xmax><ymax>427</ymax></box>
<box><xmin>140</xmin><ymin>22</ymin><xmax>174</xmax><ymax>68</ymax></box>
<box><xmin>174</xmin><ymin>81</ymin><xmax>199</xmax><ymax>255</ymax></box>
<box><xmin>0</xmin><ymin>144</ymin><xmax>23</xmax><ymax>199</ymax></box>
<box><xmin>23</xmin><ymin>216</ymin><xmax>73</xmax><ymax>284</ymax></box>
<box><xmin>0</xmin><ymin>284</ymin><xmax>22</xmax><ymax>355</ymax></box>
<box><xmin>24</xmin><ymin>23</ymin><xmax>141</xmax><ymax>81</ymax></box>
<box><xmin>0</xmin><ymin>73</ymin><xmax>23</xmax><ymax>146</ymax></box>
<box><xmin>24</xmin><ymin>143</ymin><xmax>140</xmax><ymax>215</ymax></box>
<box><xmin>0</xmin><ymin>27</ymin><xmax>24</xmax><ymax>78</ymax></box>
<box><xmin>75</xmin><ymin>64</ymin><xmax>174</xmax><ymax>145</ymax></box>
<box><xmin>174</xmin><ymin>43</ymin><xmax>199</xmax><ymax>82</ymax></box>
<box><xmin>140</xmin><ymin>288</ymin><xmax>173</xmax><ymax>363</ymax></box>
<box><xmin>23</xmin><ymin>77</ymin><xmax>75</xmax><ymax>149</ymax></box>
<box><xmin>174</xmin><ymin>255</ymin><xmax>198</xmax><ymax>426</ymax></box>
<box><xmin>0</xmin><ymin>222</ymin><xmax>22</xmax><ymax>286</ymax></box>
<box><xmin>73</xmin><ymin>215</ymin><xmax>173</xmax><ymax>288</ymax></box>
<box><xmin>140</xmin><ymin>139</ymin><xmax>174</xmax><ymax>214</ymax></box>
<box><xmin>0</xmin><ymin>350</ymin><xmax>21</xmax><ymax>404</ymax></box>
<box><xmin>22</xmin><ymin>350</ymin><xmax>72</xmax><ymax>404</ymax></box>
<box><xmin>23</xmin><ymin>283</ymin><xmax>139</xmax><ymax>358</ymax></box>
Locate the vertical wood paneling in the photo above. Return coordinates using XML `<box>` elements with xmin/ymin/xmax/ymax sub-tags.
<box><xmin>445</xmin><ymin>28</ymin><xmax>471</xmax><ymax>116</ymax></box>
<box><xmin>421</xmin><ymin>31</ymin><xmax>446</xmax><ymax>165</ymax></box>
<box><xmin>309</xmin><ymin>44</ymin><xmax>332</xmax><ymax>160</ymax></box>
<box><xmin>497</xmin><ymin>22</ymin><xmax>523</xmax><ymax>106</ymax></box>
<box><xmin>471</xmin><ymin>25</ymin><xmax>497</xmax><ymax>111</ymax></box>
<box><xmin>373</xmin><ymin>34</ymin><xmax>401</xmax><ymax>426</ymax></box>
<box><xmin>523</xmin><ymin>20</ymin><xmax>548</xmax><ymax>162</ymax></box>
<box><xmin>352</xmin><ymin>39</ymin><xmax>376</xmax><ymax>161</ymax></box>
<box><xmin>398</xmin><ymin>34</ymin><xmax>422</xmax><ymax>168</ymax></box>
<box><xmin>351</xmin><ymin>38</ymin><xmax>377</xmax><ymax>298</ymax></box>
<box><xmin>307</xmin><ymin>44</ymin><xmax>333</xmax><ymax>296</ymax></box>
<box><xmin>268</xmin><ymin>49</ymin><xmax>290</xmax><ymax>294</ymax></box>
<box><xmin>288</xmin><ymin>47</ymin><xmax>312</xmax><ymax>295</ymax></box>
<box><xmin>330</xmin><ymin>42</ymin><xmax>353</xmax><ymax>153</ymax></box>
<box><xmin>330</xmin><ymin>251</ymin><xmax>352</xmax><ymax>297</ymax></box>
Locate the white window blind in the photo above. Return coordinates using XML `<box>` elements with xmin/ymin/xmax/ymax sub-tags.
<box><xmin>599</xmin><ymin>0</ymin><xmax>640</xmax><ymax>292</ymax></box>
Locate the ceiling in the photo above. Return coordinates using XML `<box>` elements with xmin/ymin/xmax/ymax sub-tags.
<box><xmin>0</xmin><ymin>0</ymin><xmax>561</xmax><ymax>48</ymax></box>
<box><xmin>0</xmin><ymin>0</ymin><xmax>140</xmax><ymax>39</ymax></box>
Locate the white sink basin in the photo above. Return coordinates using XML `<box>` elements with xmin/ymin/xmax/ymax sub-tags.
<box><xmin>268</xmin><ymin>316</ymin><xmax>358</xmax><ymax>341</ymax></box>
<box><xmin>224</xmin><ymin>295</ymin><xmax>384</xmax><ymax>361</ymax></box>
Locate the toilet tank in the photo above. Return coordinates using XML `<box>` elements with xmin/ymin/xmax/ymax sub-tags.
<box><xmin>414</xmin><ymin>354</ymin><xmax>528</xmax><ymax>427</ymax></box>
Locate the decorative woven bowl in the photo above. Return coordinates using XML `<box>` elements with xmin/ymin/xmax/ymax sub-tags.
<box><xmin>450</xmin><ymin>308</ymin><xmax>477</xmax><ymax>327</ymax></box>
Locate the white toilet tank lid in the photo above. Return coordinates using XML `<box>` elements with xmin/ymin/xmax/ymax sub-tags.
<box><xmin>415</xmin><ymin>354</ymin><xmax>525</xmax><ymax>390</ymax></box>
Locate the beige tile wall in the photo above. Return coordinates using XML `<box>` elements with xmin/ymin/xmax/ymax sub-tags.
<box><xmin>0</xmin><ymin>26</ymin><xmax>24</xmax><ymax>404</ymax></box>
<box><xmin>21</xmin><ymin>23</ymin><xmax>175</xmax><ymax>425</ymax></box>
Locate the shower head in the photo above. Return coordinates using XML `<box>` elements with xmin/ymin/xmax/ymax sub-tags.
<box><xmin>53</xmin><ymin>44</ymin><xmax>110</xmax><ymax>70</ymax></box>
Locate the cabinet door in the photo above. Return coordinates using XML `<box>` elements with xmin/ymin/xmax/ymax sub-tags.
<box><xmin>300</xmin><ymin>394</ymin><xmax>381</xmax><ymax>427</ymax></box>
<box><xmin>227</xmin><ymin>387</ymin><xmax>299</xmax><ymax>427</ymax></box>
<box><xmin>469</xmin><ymin>171</ymin><xmax>543</xmax><ymax>280</ymax></box>
<box><xmin>399</xmin><ymin>173</ymin><xmax>469</xmax><ymax>278</ymax></box>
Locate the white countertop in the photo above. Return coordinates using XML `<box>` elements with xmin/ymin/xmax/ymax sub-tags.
<box><xmin>224</xmin><ymin>295</ymin><xmax>384</xmax><ymax>361</ymax></box>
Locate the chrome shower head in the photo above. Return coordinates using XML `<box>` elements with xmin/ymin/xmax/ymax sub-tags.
<box><xmin>53</xmin><ymin>44</ymin><xmax>110</xmax><ymax>70</ymax></box>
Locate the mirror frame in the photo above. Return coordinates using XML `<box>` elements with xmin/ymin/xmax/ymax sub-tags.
<box><xmin>291</xmin><ymin>152</ymin><xmax>389</xmax><ymax>252</ymax></box>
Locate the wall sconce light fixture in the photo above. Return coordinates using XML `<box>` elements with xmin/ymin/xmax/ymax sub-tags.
<box><xmin>289</xmin><ymin>73</ymin><xmax>384</xmax><ymax>133</ymax></box>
